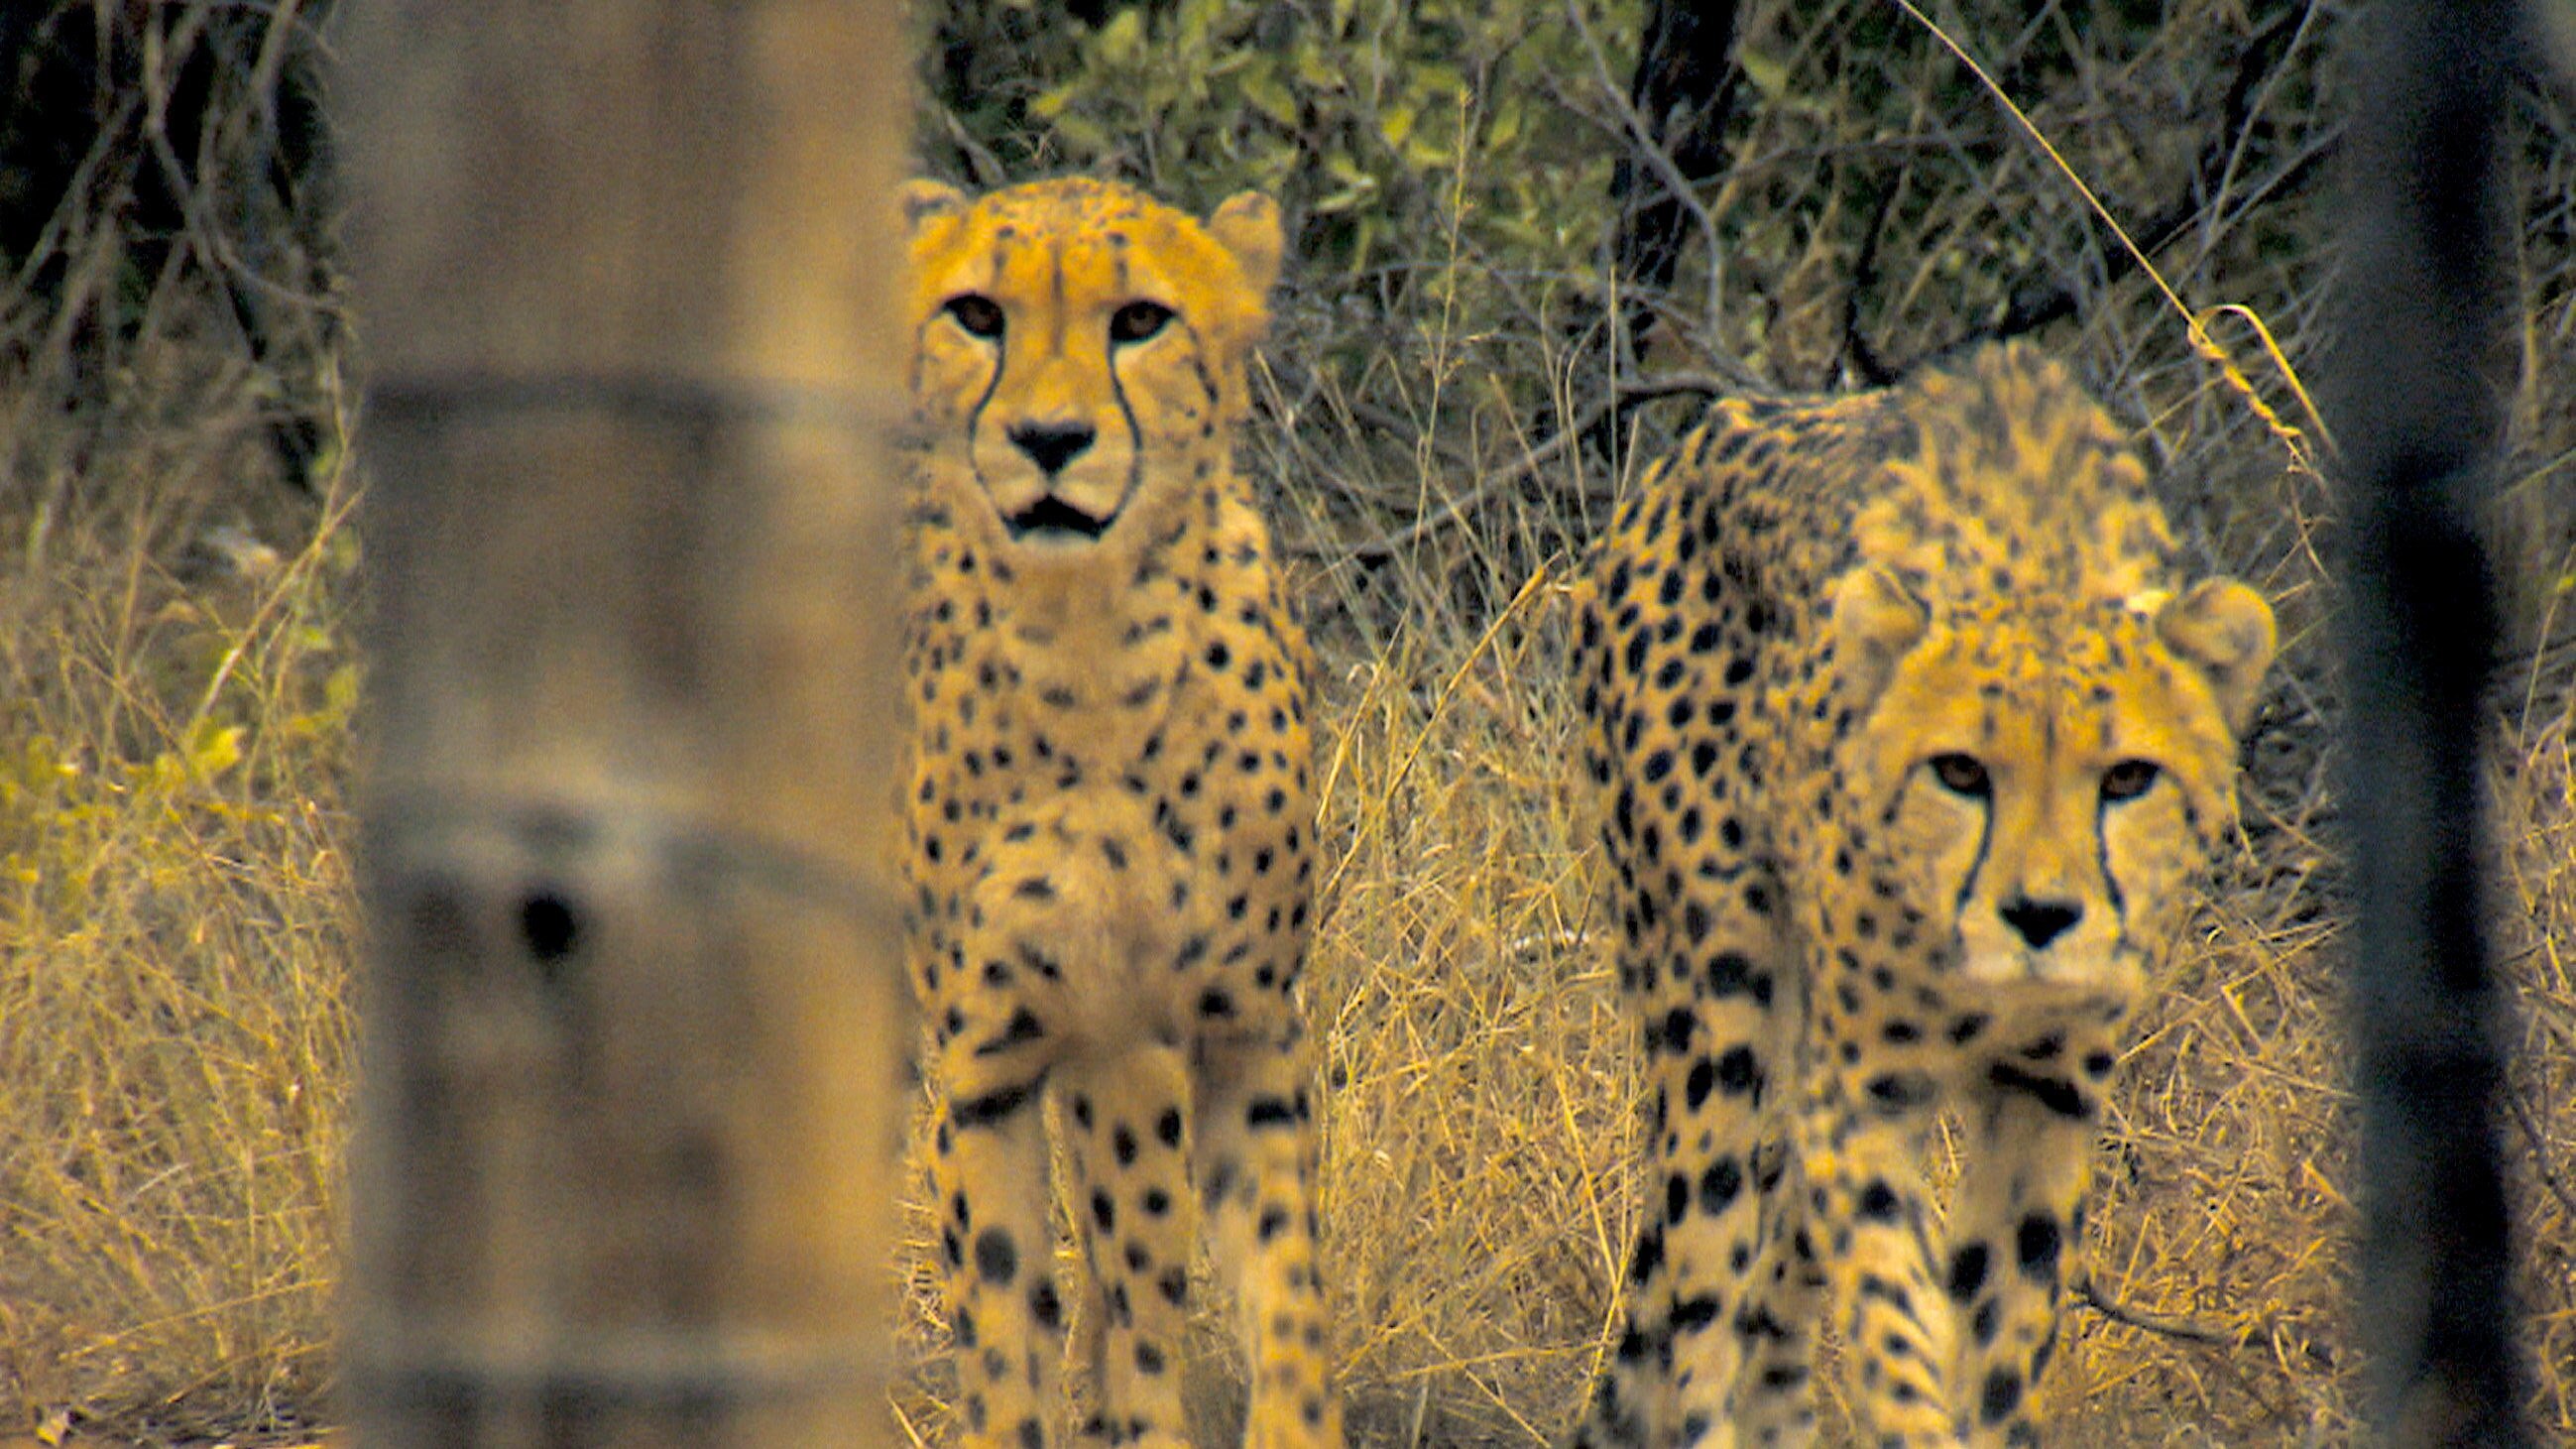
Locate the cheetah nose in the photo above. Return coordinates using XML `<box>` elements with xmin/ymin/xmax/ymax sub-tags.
<box><xmin>1009</xmin><ymin>422</ymin><xmax>1097</xmax><ymax>477</ymax></box>
<box><xmin>1999</xmin><ymin>896</ymin><xmax>2083</xmax><ymax>950</ymax></box>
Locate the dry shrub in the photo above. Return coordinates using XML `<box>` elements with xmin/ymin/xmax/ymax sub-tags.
<box><xmin>0</xmin><ymin>372</ymin><xmax>355</xmax><ymax>1442</ymax></box>
<box><xmin>2</xmin><ymin>12</ymin><xmax>350</xmax><ymax>1438</ymax></box>
<box><xmin>1297</xmin><ymin>587</ymin><xmax>1615</xmax><ymax>1445</ymax></box>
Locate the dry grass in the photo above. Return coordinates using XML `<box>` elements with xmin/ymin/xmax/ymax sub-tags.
<box><xmin>7</xmin><ymin>1</ymin><xmax>2576</xmax><ymax>1446</ymax></box>
<box><xmin>0</xmin><ymin>351</ymin><xmax>356</xmax><ymax>1442</ymax></box>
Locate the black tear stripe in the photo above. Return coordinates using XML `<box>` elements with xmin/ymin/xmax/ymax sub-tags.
<box><xmin>906</xmin><ymin>318</ymin><xmax>938</xmax><ymax>400</ymax></box>
<box><xmin>1107</xmin><ymin>346</ymin><xmax>1148</xmax><ymax>522</ymax></box>
<box><xmin>1952</xmin><ymin>782</ymin><xmax>1995</xmax><ymax>932</ymax></box>
<box><xmin>964</xmin><ymin>317</ymin><xmax>1008</xmax><ymax>497</ymax></box>
<box><xmin>961</xmin><ymin>237</ymin><xmax>1014</xmax><ymax>492</ymax></box>
<box><xmin>2091</xmin><ymin>792</ymin><xmax>2129</xmax><ymax>921</ymax></box>
<box><xmin>1107</xmin><ymin>314</ymin><xmax>1219</xmax><ymax>527</ymax></box>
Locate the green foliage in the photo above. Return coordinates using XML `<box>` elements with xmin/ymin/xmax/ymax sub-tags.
<box><xmin>925</xmin><ymin>0</ymin><xmax>1633</xmax><ymax>283</ymax></box>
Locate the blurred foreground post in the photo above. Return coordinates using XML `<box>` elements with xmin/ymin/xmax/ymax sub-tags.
<box><xmin>2327</xmin><ymin>2</ymin><xmax>2529</xmax><ymax>1445</ymax></box>
<box><xmin>336</xmin><ymin>6</ymin><xmax>910</xmax><ymax>1445</ymax></box>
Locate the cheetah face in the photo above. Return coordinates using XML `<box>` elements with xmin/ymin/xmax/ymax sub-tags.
<box><xmin>1835</xmin><ymin>567</ymin><xmax>2275</xmax><ymax>999</ymax></box>
<box><xmin>901</xmin><ymin>178</ymin><xmax>1281</xmax><ymax>555</ymax></box>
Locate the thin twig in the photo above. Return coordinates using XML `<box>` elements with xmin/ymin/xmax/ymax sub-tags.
<box><xmin>2073</xmin><ymin>1274</ymin><xmax>2241</xmax><ymax>1350</ymax></box>
<box><xmin>1884</xmin><ymin>4</ymin><xmax>2321</xmax><ymax>372</ymax></box>
<box><xmin>1316</xmin><ymin>376</ymin><xmax>1728</xmax><ymax>564</ymax></box>
<box><xmin>1840</xmin><ymin>175</ymin><xmax>1903</xmax><ymax>387</ymax></box>
<box><xmin>2508</xmin><ymin>1084</ymin><xmax>2576</xmax><ymax>1232</ymax></box>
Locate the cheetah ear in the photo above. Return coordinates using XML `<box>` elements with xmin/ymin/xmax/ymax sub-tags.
<box><xmin>1206</xmin><ymin>190</ymin><xmax>1284</xmax><ymax>296</ymax></box>
<box><xmin>2155</xmin><ymin>578</ymin><xmax>2276</xmax><ymax>736</ymax></box>
<box><xmin>1830</xmin><ymin>565</ymin><xmax>1929</xmax><ymax>707</ymax></box>
<box><xmin>898</xmin><ymin>179</ymin><xmax>969</xmax><ymax>235</ymax></box>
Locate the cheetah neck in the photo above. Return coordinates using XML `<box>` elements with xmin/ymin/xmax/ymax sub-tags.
<box><xmin>917</xmin><ymin>463</ymin><xmax>1272</xmax><ymax>758</ymax></box>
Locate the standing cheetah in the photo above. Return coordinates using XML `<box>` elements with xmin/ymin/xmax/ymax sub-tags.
<box><xmin>900</xmin><ymin>177</ymin><xmax>1341</xmax><ymax>1449</ymax></box>
<box><xmin>1567</xmin><ymin>344</ymin><xmax>2276</xmax><ymax>1449</ymax></box>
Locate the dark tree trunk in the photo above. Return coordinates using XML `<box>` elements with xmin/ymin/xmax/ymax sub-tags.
<box><xmin>1607</xmin><ymin>0</ymin><xmax>1742</xmax><ymax>360</ymax></box>
<box><xmin>2326</xmin><ymin>2</ymin><xmax>2530</xmax><ymax>1444</ymax></box>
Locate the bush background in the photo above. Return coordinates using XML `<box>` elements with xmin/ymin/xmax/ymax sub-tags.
<box><xmin>3</xmin><ymin>1</ymin><xmax>2573</xmax><ymax>1444</ymax></box>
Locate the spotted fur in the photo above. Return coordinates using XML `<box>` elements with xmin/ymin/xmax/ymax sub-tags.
<box><xmin>1566</xmin><ymin>344</ymin><xmax>2276</xmax><ymax>1449</ymax></box>
<box><xmin>901</xmin><ymin>177</ymin><xmax>1341</xmax><ymax>1449</ymax></box>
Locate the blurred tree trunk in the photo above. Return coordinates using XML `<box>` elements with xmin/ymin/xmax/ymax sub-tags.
<box><xmin>2326</xmin><ymin>2</ymin><xmax>2529</xmax><ymax>1445</ymax></box>
<box><xmin>335</xmin><ymin>5</ymin><xmax>911</xmax><ymax>1446</ymax></box>
<box><xmin>1607</xmin><ymin>0</ymin><xmax>1741</xmax><ymax>360</ymax></box>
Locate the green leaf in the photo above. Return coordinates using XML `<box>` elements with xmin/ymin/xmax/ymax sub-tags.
<box><xmin>1031</xmin><ymin>83</ymin><xmax>1078</xmax><ymax>122</ymax></box>
<box><xmin>1296</xmin><ymin>47</ymin><xmax>1347</xmax><ymax>92</ymax></box>
<box><xmin>1379</xmin><ymin>101</ymin><xmax>1418</xmax><ymax>150</ymax></box>
<box><xmin>1412</xmin><ymin>62</ymin><xmax>1468</xmax><ymax>102</ymax></box>
<box><xmin>1242</xmin><ymin>68</ymin><xmax>1301</xmax><ymax>128</ymax></box>
<box><xmin>1740</xmin><ymin>47</ymin><xmax>1791</xmax><ymax>101</ymax></box>
<box><xmin>1095</xmin><ymin>8</ymin><xmax>1144</xmax><ymax>64</ymax></box>
<box><xmin>1052</xmin><ymin>111</ymin><xmax>1111</xmax><ymax>155</ymax></box>
<box><xmin>186</xmin><ymin>720</ymin><xmax>245</xmax><ymax>783</ymax></box>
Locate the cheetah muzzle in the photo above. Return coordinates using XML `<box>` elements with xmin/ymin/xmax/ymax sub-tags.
<box><xmin>1002</xmin><ymin>492</ymin><xmax>1114</xmax><ymax>542</ymax></box>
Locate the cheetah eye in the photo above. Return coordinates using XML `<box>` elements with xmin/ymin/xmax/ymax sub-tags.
<box><xmin>944</xmin><ymin>294</ymin><xmax>1005</xmax><ymax>339</ymax></box>
<box><xmin>2100</xmin><ymin>759</ymin><xmax>2162</xmax><ymax>802</ymax></box>
<box><xmin>1929</xmin><ymin>753</ymin><xmax>1990</xmax><ymax>797</ymax></box>
<box><xmin>1110</xmin><ymin>300</ymin><xmax>1175</xmax><ymax>344</ymax></box>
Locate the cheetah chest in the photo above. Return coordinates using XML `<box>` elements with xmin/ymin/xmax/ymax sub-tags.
<box><xmin>909</xmin><ymin>567</ymin><xmax>1314</xmax><ymax>1050</ymax></box>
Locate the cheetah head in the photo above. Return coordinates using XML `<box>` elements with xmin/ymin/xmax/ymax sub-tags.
<box><xmin>1831</xmin><ymin>565</ymin><xmax>2276</xmax><ymax>1000</ymax></box>
<box><xmin>901</xmin><ymin>177</ymin><xmax>1281</xmax><ymax>556</ymax></box>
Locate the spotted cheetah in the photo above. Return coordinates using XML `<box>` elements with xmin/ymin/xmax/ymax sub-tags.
<box><xmin>899</xmin><ymin>177</ymin><xmax>1341</xmax><ymax>1449</ymax></box>
<box><xmin>1566</xmin><ymin>344</ymin><xmax>2277</xmax><ymax>1449</ymax></box>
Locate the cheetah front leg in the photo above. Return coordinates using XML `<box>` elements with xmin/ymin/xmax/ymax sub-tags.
<box><xmin>1798</xmin><ymin>1079</ymin><xmax>1959</xmax><ymax>1449</ymax></box>
<box><xmin>1059</xmin><ymin>1046</ymin><xmax>1200</xmax><ymax>1449</ymax></box>
<box><xmin>926</xmin><ymin>1001</ymin><xmax>1068</xmax><ymax>1449</ymax></box>
<box><xmin>1940</xmin><ymin>1051</ymin><xmax>2111</xmax><ymax>1448</ymax></box>
<box><xmin>1643</xmin><ymin>975</ymin><xmax>1806</xmax><ymax>1449</ymax></box>
<box><xmin>1724</xmin><ymin>1131</ymin><xmax>1826</xmax><ymax>1448</ymax></box>
<box><xmin>1196</xmin><ymin>1024</ymin><xmax>1344</xmax><ymax>1449</ymax></box>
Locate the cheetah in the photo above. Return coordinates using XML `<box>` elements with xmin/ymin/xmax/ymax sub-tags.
<box><xmin>899</xmin><ymin>177</ymin><xmax>1341</xmax><ymax>1449</ymax></box>
<box><xmin>1566</xmin><ymin>344</ymin><xmax>2276</xmax><ymax>1449</ymax></box>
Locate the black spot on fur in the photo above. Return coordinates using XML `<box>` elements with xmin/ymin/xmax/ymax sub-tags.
<box><xmin>1948</xmin><ymin>1243</ymin><xmax>1990</xmax><ymax>1300</ymax></box>
<box><xmin>2017</xmin><ymin>1213</ymin><xmax>2062</xmax><ymax>1282</ymax></box>
<box><xmin>1698</xmin><ymin>1155</ymin><xmax>1744</xmax><ymax>1214</ymax></box>
<box><xmin>1981</xmin><ymin>1369</ymin><xmax>2024</xmax><ymax>1424</ymax></box>
<box><xmin>974</xmin><ymin>1229</ymin><xmax>1018</xmax><ymax>1284</ymax></box>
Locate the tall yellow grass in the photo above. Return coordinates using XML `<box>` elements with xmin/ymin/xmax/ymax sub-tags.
<box><xmin>2</xmin><ymin>366</ymin><xmax>356</xmax><ymax>1441</ymax></box>
<box><xmin>6</xmin><ymin>373</ymin><xmax>2576</xmax><ymax>1446</ymax></box>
